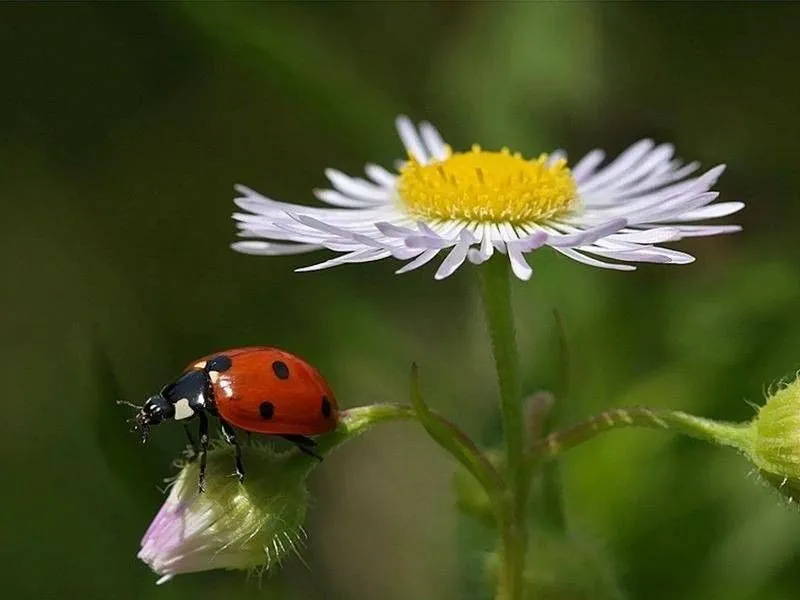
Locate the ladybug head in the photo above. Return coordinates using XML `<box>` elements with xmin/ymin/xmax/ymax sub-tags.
<box><xmin>136</xmin><ymin>394</ymin><xmax>176</xmax><ymax>441</ymax></box>
<box><xmin>119</xmin><ymin>394</ymin><xmax>175</xmax><ymax>443</ymax></box>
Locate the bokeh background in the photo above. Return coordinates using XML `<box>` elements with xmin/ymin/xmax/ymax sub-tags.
<box><xmin>3</xmin><ymin>3</ymin><xmax>800</xmax><ymax>599</ymax></box>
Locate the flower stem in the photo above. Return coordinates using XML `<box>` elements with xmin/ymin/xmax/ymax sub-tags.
<box><xmin>318</xmin><ymin>404</ymin><xmax>418</xmax><ymax>453</ymax></box>
<box><xmin>530</xmin><ymin>406</ymin><xmax>752</xmax><ymax>463</ymax></box>
<box><xmin>480</xmin><ymin>258</ymin><xmax>527</xmax><ymax>600</ymax></box>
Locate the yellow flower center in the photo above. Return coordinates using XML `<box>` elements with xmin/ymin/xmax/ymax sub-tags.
<box><xmin>397</xmin><ymin>145</ymin><xmax>578</xmax><ymax>225</ymax></box>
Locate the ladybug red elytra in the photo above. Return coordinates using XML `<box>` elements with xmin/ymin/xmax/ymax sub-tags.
<box><xmin>121</xmin><ymin>347</ymin><xmax>339</xmax><ymax>491</ymax></box>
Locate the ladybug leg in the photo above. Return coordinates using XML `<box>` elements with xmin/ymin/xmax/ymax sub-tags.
<box><xmin>220</xmin><ymin>419</ymin><xmax>245</xmax><ymax>482</ymax></box>
<box><xmin>197</xmin><ymin>411</ymin><xmax>209</xmax><ymax>493</ymax></box>
<box><xmin>282</xmin><ymin>435</ymin><xmax>323</xmax><ymax>461</ymax></box>
<box><xmin>183</xmin><ymin>424</ymin><xmax>199</xmax><ymax>459</ymax></box>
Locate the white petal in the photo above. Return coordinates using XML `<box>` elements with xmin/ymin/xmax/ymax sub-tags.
<box><xmin>405</xmin><ymin>235</ymin><xmax>453</xmax><ymax>249</ymax></box>
<box><xmin>468</xmin><ymin>224</ymin><xmax>495</xmax><ymax>264</ymax></box>
<box><xmin>571</xmin><ymin>149</ymin><xmax>605</xmax><ymax>183</ymax></box>
<box><xmin>313</xmin><ymin>189</ymin><xmax>376</xmax><ymax>208</ymax></box>
<box><xmin>584</xmin><ymin>144</ymin><xmax>675</xmax><ymax>197</ymax></box>
<box><xmin>578</xmin><ymin>139</ymin><xmax>655</xmax><ymax>193</ymax></box>
<box><xmin>376</xmin><ymin>221</ymin><xmax>417</xmax><ymax>237</ymax></box>
<box><xmin>324</xmin><ymin>169</ymin><xmax>389</xmax><ymax>202</ymax></box>
<box><xmin>296</xmin><ymin>249</ymin><xmax>391</xmax><ymax>272</ymax></box>
<box><xmin>417</xmin><ymin>221</ymin><xmax>443</xmax><ymax>238</ymax></box>
<box><xmin>631</xmin><ymin>191</ymin><xmax>719</xmax><ymax>224</ymax></box>
<box><xmin>514</xmin><ymin>229</ymin><xmax>548</xmax><ymax>251</ymax></box>
<box><xmin>435</xmin><ymin>240</ymin><xmax>471</xmax><ymax>280</ymax></box>
<box><xmin>468</xmin><ymin>249</ymin><xmax>487</xmax><ymax>265</ymax></box>
<box><xmin>543</xmin><ymin>218</ymin><xmax>628</xmax><ymax>248</ymax></box>
<box><xmin>587</xmin><ymin>165</ymin><xmax>726</xmax><ymax>218</ymax></box>
<box><xmin>599</xmin><ymin>161</ymin><xmax>701</xmax><ymax>203</ymax></box>
<box><xmin>419</xmin><ymin>121</ymin><xmax>449</xmax><ymax>161</ymax></box>
<box><xmin>395</xmin><ymin>115</ymin><xmax>428</xmax><ymax>164</ymax></box>
<box><xmin>553</xmin><ymin>247</ymin><xmax>637</xmax><ymax>271</ymax></box>
<box><xmin>389</xmin><ymin>246</ymin><xmax>422</xmax><ymax>260</ymax></box>
<box><xmin>673</xmin><ymin>224</ymin><xmax>742</xmax><ymax>237</ymax></box>
<box><xmin>547</xmin><ymin>150</ymin><xmax>567</xmax><ymax>165</ymax></box>
<box><xmin>581</xmin><ymin>162</ymin><xmax>710</xmax><ymax>208</ymax></box>
<box><xmin>580</xmin><ymin>247</ymin><xmax>684</xmax><ymax>264</ymax></box>
<box><xmin>606</xmin><ymin>227</ymin><xmax>681</xmax><ymax>244</ymax></box>
<box><xmin>289</xmin><ymin>214</ymin><xmax>383</xmax><ymax>247</ymax></box>
<box><xmin>231</xmin><ymin>241</ymin><xmax>321</xmax><ymax>255</ymax></box>
<box><xmin>667</xmin><ymin>201</ymin><xmax>744</xmax><ymax>222</ymax></box>
<box><xmin>396</xmin><ymin>248</ymin><xmax>441</xmax><ymax>274</ymax></box>
<box><xmin>364</xmin><ymin>163</ymin><xmax>398</xmax><ymax>187</ymax></box>
<box><xmin>507</xmin><ymin>243</ymin><xmax>533</xmax><ymax>280</ymax></box>
<box><xmin>236</xmin><ymin>224</ymin><xmax>322</xmax><ymax>244</ymax></box>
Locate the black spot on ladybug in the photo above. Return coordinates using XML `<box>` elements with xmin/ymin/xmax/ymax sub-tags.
<box><xmin>272</xmin><ymin>360</ymin><xmax>290</xmax><ymax>380</ymax></box>
<box><xmin>321</xmin><ymin>396</ymin><xmax>332</xmax><ymax>419</ymax></box>
<box><xmin>259</xmin><ymin>401</ymin><xmax>275</xmax><ymax>420</ymax></box>
<box><xmin>207</xmin><ymin>355</ymin><xmax>232</xmax><ymax>373</ymax></box>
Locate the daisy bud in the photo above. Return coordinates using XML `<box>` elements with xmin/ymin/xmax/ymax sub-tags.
<box><xmin>138</xmin><ymin>444</ymin><xmax>309</xmax><ymax>584</ymax></box>
<box><xmin>745</xmin><ymin>374</ymin><xmax>800</xmax><ymax>502</ymax></box>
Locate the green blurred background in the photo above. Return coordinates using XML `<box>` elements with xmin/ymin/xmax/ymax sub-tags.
<box><xmin>2</xmin><ymin>2</ymin><xmax>800</xmax><ymax>599</ymax></box>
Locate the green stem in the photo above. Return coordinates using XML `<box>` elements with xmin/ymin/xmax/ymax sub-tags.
<box><xmin>316</xmin><ymin>404</ymin><xmax>417</xmax><ymax>455</ymax></box>
<box><xmin>530</xmin><ymin>406</ymin><xmax>752</xmax><ymax>463</ymax></box>
<box><xmin>480</xmin><ymin>258</ymin><xmax>526</xmax><ymax>600</ymax></box>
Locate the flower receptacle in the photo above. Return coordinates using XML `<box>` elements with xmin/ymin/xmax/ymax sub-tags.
<box><xmin>745</xmin><ymin>374</ymin><xmax>800</xmax><ymax>503</ymax></box>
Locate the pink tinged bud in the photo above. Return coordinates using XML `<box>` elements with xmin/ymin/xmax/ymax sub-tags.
<box><xmin>138</xmin><ymin>445</ymin><xmax>309</xmax><ymax>583</ymax></box>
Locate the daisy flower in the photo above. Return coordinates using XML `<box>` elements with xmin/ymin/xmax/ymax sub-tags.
<box><xmin>232</xmin><ymin>116</ymin><xmax>743</xmax><ymax>280</ymax></box>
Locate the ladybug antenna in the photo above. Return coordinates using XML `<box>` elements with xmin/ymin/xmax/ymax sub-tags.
<box><xmin>116</xmin><ymin>400</ymin><xmax>142</xmax><ymax>410</ymax></box>
<box><xmin>116</xmin><ymin>400</ymin><xmax>149</xmax><ymax>440</ymax></box>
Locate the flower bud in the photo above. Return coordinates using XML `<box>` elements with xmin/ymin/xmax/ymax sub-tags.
<box><xmin>746</xmin><ymin>374</ymin><xmax>800</xmax><ymax>502</ymax></box>
<box><xmin>139</xmin><ymin>444</ymin><xmax>310</xmax><ymax>584</ymax></box>
<box><xmin>137</xmin><ymin>404</ymin><xmax>417</xmax><ymax>583</ymax></box>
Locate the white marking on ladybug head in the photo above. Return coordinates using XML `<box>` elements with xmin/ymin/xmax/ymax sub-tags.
<box><xmin>193</xmin><ymin>361</ymin><xmax>208</xmax><ymax>370</ymax></box>
<box><xmin>209</xmin><ymin>370</ymin><xmax>220</xmax><ymax>384</ymax></box>
<box><xmin>174</xmin><ymin>398</ymin><xmax>195</xmax><ymax>421</ymax></box>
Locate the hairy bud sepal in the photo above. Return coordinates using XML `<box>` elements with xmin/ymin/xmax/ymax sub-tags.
<box><xmin>139</xmin><ymin>443</ymin><xmax>309</xmax><ymax>584</ymax></box>
<box><xmin>746</xmin><ymin>375</ymin><xmax>800</xmax><ymax>503</ymax></box>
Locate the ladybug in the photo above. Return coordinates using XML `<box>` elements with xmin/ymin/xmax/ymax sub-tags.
<box><xmin>121</xmin><ymin>347</ymin><xmax>339</xmax><ymax>491</ymax></box>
